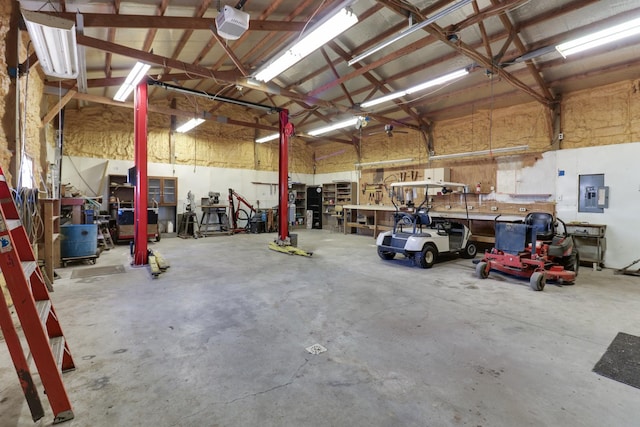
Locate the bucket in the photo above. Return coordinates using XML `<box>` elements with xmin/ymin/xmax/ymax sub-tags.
<box><xmin>60</xmin><ymin>224</ymin><xmax>98</xmax><ymax>258</ymax></box>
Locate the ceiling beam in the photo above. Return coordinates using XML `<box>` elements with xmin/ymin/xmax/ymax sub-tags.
<box><xmin>326</xmin><ymin>41</ymin><xmax>430</xmax><ymax>130</ymax></box>
<box><xmin>77</xmin><ymin>34</ymin><xmax>241</xmax><ymax>81</ymax></box>
<box><xmin>76</xmin><ymin>34</ymin><xmax>355</xmax><ymax>114</ymax></box>
<box><xmin>42</xmin><ymin>12</ymin><xmax>306</xmax><ymax>32</ymax></box>
<box><xmin>209</xmin><ymin>27</ymin><xmax>248</xmax><ymax>76</ymax></box>
<box><xmin>490</xmin><ymin>0</ymin><xmax>553</xmax><ymax>102</ymax></box>
<box><xmin>309</xmin><ymin>0</ymin><xmax>526</xmax><ymax>99</ymax></box>
<box><xmin>41</xmin><ymin>89</ymin><xmax>76</xmax><ymax>127</ymax></box>
<box><xmin>72</xmin><ymin>92</ymin><xmax>278</xmax><ymax>131</ymax></box>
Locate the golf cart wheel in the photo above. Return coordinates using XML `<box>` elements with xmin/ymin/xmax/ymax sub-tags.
<box><xmin>416</xmin><ymin>244</ymin><xmax>437</xmax><ymax>269</ymax></box>
<box><xmin>377</xmin><ymin>247</ymin><xmax>396</xmax><ymax>260</ymax></box>
<box><xmin>530</xmin><ymin>271</ymin><xmax>546</xmax><ymax>291</ymax></box>
<box><xmin>461</xmin><ymin>241</ymin><xmax>478</xmax><ymax>259</ymax></box>
<box><xmin>561</xmin><ymin>249</ymin><xmax>579</xmax><ymax>284</ymax></box>
<box><xmin>475</xmin><ymin>261</ymin><xmax>489</xmax><ymax>279</ymax></box>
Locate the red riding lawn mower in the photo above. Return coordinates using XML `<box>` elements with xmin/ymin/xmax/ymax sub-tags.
<box><xmin>475</xmin><ymin>212</ymin><xmax>579</xmax><ymax>291</ymax></box>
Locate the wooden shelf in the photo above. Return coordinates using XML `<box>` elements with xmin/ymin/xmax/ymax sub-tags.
<box><xmin>39</xmin><ymin>199</ymin><xmax>61</xmax><ymax>283</ymax></box>
<box><xmin>322</xmin><ymin>182</ymin><xmax>356</xmax><ymax>230</ymax></box>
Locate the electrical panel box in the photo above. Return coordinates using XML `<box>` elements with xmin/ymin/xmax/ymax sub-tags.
<box><xmin>579</xmin><ymin>174</ymin><xmax>607</xmax><ymax>213</ymax></box>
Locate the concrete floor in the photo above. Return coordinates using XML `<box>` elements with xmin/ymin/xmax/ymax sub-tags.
<box><xmin>1</xmin><ymin>229</ymin><xmax>640</xmax><ymax>426</ymax></box>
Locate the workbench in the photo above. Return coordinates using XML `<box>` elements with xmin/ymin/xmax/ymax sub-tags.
<box><xmin>342</xmin><ymin>204</ymin><xmax>526</xmax><ymax>243</ymax></box>
<box><xmin>343</xmin><ymin>204</ymin><xmax>396</xmax><ymax>237</ymax></box>
<box><xmin>200</xmin><ymin>205</ymin><xmax>231</xmax><ymax>235</ymax></box>
<box><xmin>565</xmin><ymin>223</ymin><xmax>606</xmax><ymax>268</ymax></box>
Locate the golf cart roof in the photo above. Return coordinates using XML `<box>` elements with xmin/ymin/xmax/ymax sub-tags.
<box><xmin>390</xmin><ymin>180</ymin><xmax>468</xmax><ymax>189</ymax></box>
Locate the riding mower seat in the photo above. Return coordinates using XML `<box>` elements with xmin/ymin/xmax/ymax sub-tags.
<box><xmin>524</xmin><ymin>212</ymin><xmax>570</xmax><ymax>257</ymax></box>
<box><xmin>524</xmin><ymin>212</ymin><xmax>554</xmax><ymax>241</ymax></box>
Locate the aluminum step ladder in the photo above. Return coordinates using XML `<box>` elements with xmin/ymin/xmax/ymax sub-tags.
<box><xmin>0</xmin><ymin>167</ymin><xmax>75</xmax><ymax>424</ymax></box>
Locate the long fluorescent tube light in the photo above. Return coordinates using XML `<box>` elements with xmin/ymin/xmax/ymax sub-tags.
<box><xmin>355</xmin><ymin>158</ymin><xmax>414</xmax><ymax>168</ymax></box>
<box><xmin>361</xmin><ymin>92</ymin><xmax>406</xmax><ymax>108</ymax></box>
<box><xmin>254</xmin><ymin>5</ymin><xmax>357</xmax><ymax>82</ymax></box>
<box><xmin>348</xmin><ymin>0</ymin><xmax>472</xmax><ymax>66</ymax></box>
<box><xmin>176</xmin><ymin>118</ymin><xmax>205</xmax><ymax>133</ymax></box>
<box><xmin>21</xmin><ymin>9</ymin><xmax>79</xmax><ymax>79</ymax></box>
<box><xmin>556</xmin><ymin>16</ymin><xmax>640</xmax><ymax>57</ymax></box>
<box><xmin>308</xmin><ymin>118</ymin><xmax>358</xmax><ymax>136</ymax></box>
<box><xmin>429</xmin><ymin>145</ymin><xmax>528</xmax><ymax>160</ymax></box>
<box><xmin>361</xmin><ymin>68</ymin><xmax>468</xmax><ymax>109</ymax></box>
<box><xmin>255</xmin><ymin>133</ymin><xmax>279</xmax><ymax>143</ymax></box>
<box><xmin>113</xmin><ymin>62</ymin><xmax>151</xmax><ymax>102</ymax></box>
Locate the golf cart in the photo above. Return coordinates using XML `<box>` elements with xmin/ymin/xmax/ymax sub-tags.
<box><xmin>475</xmin><ymin>212</ymin><xmax>579</xmax><ymax>291</ymax></box>
<box><xmin>376</xmin><ymin>180</ymin><xmax>477</xmax><ymax>268</ymax></box>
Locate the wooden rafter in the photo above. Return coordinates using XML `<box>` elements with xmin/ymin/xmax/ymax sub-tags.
<box><xmin>42</xmin><ymin>12</ymin><xmax>307</xmax><ymax>32</ymax></box>
<box><xmin>197</xmin><ymin>0</ymin><xmax>315</xmax><ymax>94</ymax></box>
<box><xmin>490</xmin><ymin>0</ymin><xmax>553</xmax><ymax>102</ymax></box>
<box><xmin>103</xmin><ymin>0</ymin><xmax>120</xmax><ymax>87</ymax></box>
<box><xmin>320</xmin><ymin>47</ymin><xmax>354</xmax><ymax>106</ymax></box>
<box><xmin>326</xmin><ymin>41</ymin><xmax>430</xmax><ymax>130</ymax></box>
<box><xmin>142</xmin><ymin>0</ymin><xmax>170</xmax><ymax>52</ymax></box>
<box><xmin>72</xmin><ymin>92</ymin><xmax>277</xmax><ymax>132</ymax></box>
<box><xmin>41</xmin><ymin>89</ymin><xmax>76</xmax><ymax>127</ymax></box>
<box><xmin>472</xmin><ymin>0</ymin><xmax>492</xmax><ymax>58</ymax></box>
<box><xmin>377</xmin><ymin>0</ymin><xmax>552</xmax><ymax>105</ymax></box>
<box><xmin>209</xmin><ymin>29</ymin><xmax>248</xmax><ymax>76</ymax></box>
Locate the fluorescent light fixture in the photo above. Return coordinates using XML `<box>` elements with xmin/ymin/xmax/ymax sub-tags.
<box><xmin>429</xmin><ymin>145</ymin><xmax>528</xmax><ymax>160</ymax></box>
<box><xmin>113</xmin><ymin>62</ymin><xmax>151</xmax><ymax>102</ymax></box>
<box><xmin>361</xmin><ymin>68</ymin><xmax>468</xmax><ymax>109</ymax></box>
<box><xmin>21</xmin><ymin>9</ymin><xmax>79</xmax><ymax>79</ymax></box>
<box><xmin>514</xmin><ymin>45</ymin><xmax>557</xmax><ymax>63</ymax></box>
<box><xmin>348</xmin><ymin>0</ymin><xmax>472</xmax><ymax>66</ymax></box>
<box><xmin>254</xmin><ymin>5</ymin><xmax>357</xmax><ymax>82</ymax></box>
<box><xmin>355</xmin><ymin>158</ymin><xmax>414</xmax><ymax>168</ymax></box>
<box><xmin>176</xmin><ymin>118</ymin><xmax>205</xmax><ymax>133</ymax></box>
<box><xmin>556</xmin><ymin>16</ymin><xmax>640</xmax><ymax>57</ymax></box>
<box><xmin>308</xmin><ymin>117</ymin><xmax>358</xmax><ymax>136</ymax></box>
<box><xmin>361</xmin><ymin>92</ymin><xmax>406</xmax><ymax>108</ymax></box>
<box><xmin>255</xmin><ymin>133</ymin><xmax>279</xmax><ymax>143</ymax></box>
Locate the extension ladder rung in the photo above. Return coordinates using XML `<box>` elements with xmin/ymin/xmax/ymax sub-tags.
<box><xmin>22</xmin><ymin>261</ymin><xmax>37</xmax><ymax>278</ymax></box>
<box><xmin>50</xmin><ymin>336</ymin><xmax>66</xmax><ymax>371</ymax></box>
<box><xmin>35</xmin><ymin>300</ymin><xmax>52</xmax><ymax>324</ymax></box>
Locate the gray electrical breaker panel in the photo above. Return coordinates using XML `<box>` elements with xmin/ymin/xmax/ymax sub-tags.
<box><xmin>579</xmin><ymin>174</ymin><xmax>608</xmax><ymax>213</ymax></box>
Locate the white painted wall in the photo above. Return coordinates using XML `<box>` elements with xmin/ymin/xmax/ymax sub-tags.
<box><xmin>555</xmin><ymin>142</ymin><xmax>640</xmax><ymax>269</ymax></box>
<box><xmin>492</xmin><ymin>144</ymin><xmax>640</xmax><ymax>268</ymax></box>
<box><xmin>64</xmin><ymin>143</ymin><xmax>640</xmax><ymax>268</ymax></box>
<box><xmin>61</xmin><ymin>156</ymin><xmax>355</xmax><ymax>213</ymax></box>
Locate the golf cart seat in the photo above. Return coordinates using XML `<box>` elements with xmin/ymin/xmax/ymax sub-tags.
<box><xmin>415</xmin><ymin>211</ymin><xmax>431</xmax><ymax>226</ymax></box>
<box><xmin>524</xmin><ymin>212</ymin><xmax>554</xmax><ymax>241</ymax></box>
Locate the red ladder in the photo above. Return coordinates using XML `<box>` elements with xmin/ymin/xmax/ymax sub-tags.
<box><xmin>0</xmin><ymin>168</ymin><xmax>75</xmax><ymax>423</ymax></box>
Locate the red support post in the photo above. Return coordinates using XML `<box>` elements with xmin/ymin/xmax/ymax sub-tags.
<box><xmin>133</xmin><ymin>81</ymin><xmax>149</xmax><ymax>265</ymax></box>
<box><xmin>278</xmin><ymin>109</ymin><xmax>290</xmax><ymax>242</ymax></box>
